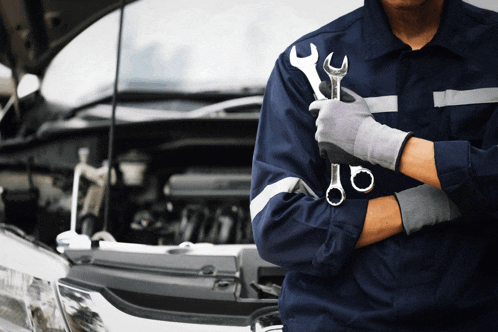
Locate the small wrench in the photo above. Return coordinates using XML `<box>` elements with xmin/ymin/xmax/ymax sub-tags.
<box><xmin>323</xmin><ymin>52</ymin><xmax>375</xmax><ymax>203</ymax></box>
<box><xmin>321</xmin><ymin>52</ymin><xmax>349</xmax><ymax>206</ymax></box>
<box><xmin>290</xmin><ymin>44</ymin><xmax>345</xmax><ymax>206</ymax></box>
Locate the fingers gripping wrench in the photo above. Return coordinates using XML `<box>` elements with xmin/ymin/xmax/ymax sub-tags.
<box><xmin>290</xmin><ymin>44</ymin><xmax>374</xmax><ymax>206</ymax></box>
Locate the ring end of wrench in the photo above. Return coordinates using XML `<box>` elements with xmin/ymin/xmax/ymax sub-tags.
<box><xmin>326</xmin><ymin>186</ymin><xmax>346</xmax><ymax>206</ymax></box>
<box><xmin>350</xmin><ymin>167</ymin><xmax>375</xmax><ymax>193</ymax></box>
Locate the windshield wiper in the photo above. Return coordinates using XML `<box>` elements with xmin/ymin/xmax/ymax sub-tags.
<box><xmin>64</xmin><ymin>86</ymin><xmax>265</xmax><ymax>119</ymax></box>
<box><xmin>65</xmin><ymin>95</ymin><xmax>263</xmax><ymax>122</ymax></box>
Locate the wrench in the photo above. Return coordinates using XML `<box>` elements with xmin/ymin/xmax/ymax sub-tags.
<box><xmin>321</xmin><ymin>52</ymin><xmax>348</xmax><ymax>206</ymax></box>
<box><xmin>289</xmin><ymin>44</ymin><xmax>345</xmax><ymax>206</ymax></box>
<box><xmin>323</xmin><ymin>52</ymin><xmax>375</xmax><ymax>203</ymax></box>
<box><xmin>290</xmin><ymin>45</ymin><xmax>375</xmax><ymax>205</ymax></box>
<box><xmin>289</xmin><ymin>44</ymin><xmax>327</xmax><ymax>100</ymax></box>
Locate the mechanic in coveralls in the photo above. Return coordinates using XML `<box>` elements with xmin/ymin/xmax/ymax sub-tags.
<box><xmin>250</xmin><ymin>0</ymin><xmax>498</xmax><ymax>330</ymax></box>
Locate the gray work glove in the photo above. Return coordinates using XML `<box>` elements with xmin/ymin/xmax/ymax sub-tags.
<box><xmin>309</xmin><ymin>84</ymin><xmax>364</xmax><ymax>166</ymax></box>
<box><xmin>309</xmin><ymin>87</ymin><xmax>413</xmax><ymax>171</ymax></box>
<box><xmin>395</xmin><ymin>184</ymin><xmax>462</xmax><ymax>235</ymax></box>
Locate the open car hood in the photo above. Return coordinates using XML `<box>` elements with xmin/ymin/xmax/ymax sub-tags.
<box><xmin>0</xmin><ymin>0</ymin><xmax>135</xmax><ymax>76</ymax></box>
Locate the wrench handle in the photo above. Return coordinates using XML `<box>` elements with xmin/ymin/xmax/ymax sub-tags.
<box><xmin>307</xmin><ymin>72</ymin><xmax>327</xmax><ymax>100</ymax></box>
<box><xmin>327</xmin><ymin>71</ymin><xmax>345</xmax><ymax>206</ymax></box>
<box><xmin>331</xmin><ymin>77</ymin><xmax>341</xmax><ymax>100</ymax></box>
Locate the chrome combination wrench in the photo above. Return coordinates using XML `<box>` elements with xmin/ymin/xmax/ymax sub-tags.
<box><xmin>290</xmin><ymin>44</ymin><xmax>374</xmax><ymax>206</ymax></box>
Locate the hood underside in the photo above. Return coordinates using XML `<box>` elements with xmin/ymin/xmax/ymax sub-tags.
<box><xmin>0</xmin><ymin>0</ymin><xmax>135</xmax><ymax>76</ymax></box>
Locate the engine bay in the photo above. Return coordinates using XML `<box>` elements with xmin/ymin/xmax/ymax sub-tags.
<box><xmin>0</xmin><ymin>112</ymin><xmax>259</xmax><ymax>250</ymax></box>
<box><xmin>0</xmin><ymin>163</ymin><xmax>254</xmax><ymax>249</ymax></box>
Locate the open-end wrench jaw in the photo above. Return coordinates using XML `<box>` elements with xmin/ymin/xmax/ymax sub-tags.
<box><xmin>289</xmin><ymin>44</ymin><xmax>326</xmax><ymax>100</ymax></box>
<box><xmin>323</xmin><ymin>52</ymin><xmax>349</xmax><ymax>100</ymax></box>
<box><xmin>289</xmin><ymin>44</ymin><xmax>319</xmax><ymax>67</ymax></box>
<box><xmin>323</xmin><ymin>52</ymin><xmax>349</xmax><ymax>76</ymax></box>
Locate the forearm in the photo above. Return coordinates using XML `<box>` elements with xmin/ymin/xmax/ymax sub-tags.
<box><xmin>356</xmin><ymin>195</ymin><xmax>403</xmax><ymax>248</ymax></box>
<box><xmin>355</xmin><ymin>183</ymin><xmax>460</xmax><ymax>247</ymax></box>
<box><xmin>398</xmin><ymin>135</ymin><xmax>498</xmax><ymax>215</ymax></box>
<box><xmin>399</xmin><ymin>137</ymin><xmax>441</xmax><ymax>189</ymax></box>
<box><xmin>356</xmin><ymin>138</ymin><xmax>450</xmax><ymax>247</ymax></box>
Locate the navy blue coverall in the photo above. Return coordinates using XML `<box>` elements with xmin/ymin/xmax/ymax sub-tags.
<box><xmin>250</xmin><ymin>0</ymin><xmax>498</xmax><ymax>330</ymax></box>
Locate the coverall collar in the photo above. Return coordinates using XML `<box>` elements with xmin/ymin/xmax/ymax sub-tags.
<box><xmin>363</xmin><ymin>0</ymin><xmax>468</xmax><ymax>60</ymax></box>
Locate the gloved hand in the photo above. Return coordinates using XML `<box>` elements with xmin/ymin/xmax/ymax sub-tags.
<box><xmin>395</xmin><ymin>184</ymin><xmax>461</xmax><ymax>235</ymax></box>
<box><xmin>309</xmin><ymin>87</ymin><xmax>413</xmax><ymax>171</ymax></box>
<box><xmin>309</xmin><ymin>83</ymin><xmax>364</xmax><ymax>165</ymax></box>
<box><xmin>307</xmin><ymin>127</ymin><xmax>365</xmax><ymax>165</ymax></box>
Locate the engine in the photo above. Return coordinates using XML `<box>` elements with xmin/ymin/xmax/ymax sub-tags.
<box><xmin>126</xmin><ymin>167</ymin><xmax>254</xmax><ymax>246</ymax></box>
<box><xmin>0</xmin><ymin>156</ymin><xmax>254</xmax><ymax>248</ymax></box>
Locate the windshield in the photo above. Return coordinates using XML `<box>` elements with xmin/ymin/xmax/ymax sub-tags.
<box><xmin>40</xmin><ymin>0</ymin><xmax>363</xmax><ymax>110</ymax></box>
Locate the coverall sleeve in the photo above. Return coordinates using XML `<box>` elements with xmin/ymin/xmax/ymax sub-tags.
<box><xmin>250</xmin><ymin>51</ymin><xmax>368</xmax><ymax>278</ymax></box>
<box><xmin>434</xmin><ymin>107</ymin><xmax>498</xmax><ymax>216</ymax></box>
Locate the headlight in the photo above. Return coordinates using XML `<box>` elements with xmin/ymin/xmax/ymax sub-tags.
<box><xmin>0</xmin><ymin>228</ymin><xmax>70</xmax><ymax>332</ymax></box>
<box><xmin>0</xmin><ymin>266</ymin><xmax>67</xmax><ymax>332</ymax></box>
<box><xmin>57</xmin><ymin>283</ymin><xmax>109</xmax><ymax>332</ymax></box>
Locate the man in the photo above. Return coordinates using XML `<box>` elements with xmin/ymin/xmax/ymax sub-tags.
<box><xmin>250</xmin><ymin>0</ymin><xmax>498</xmax><ymax>330</ymax></box>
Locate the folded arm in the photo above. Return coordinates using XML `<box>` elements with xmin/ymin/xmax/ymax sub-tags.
<box><xmin>399</xmin><ymin>138</ymin><xmax>441</xmax><ymax>189</ymax></box>
<box><xmin>311</xmin><ymin>87</ymin><xmax>498</xmax><ymax>248</ymax></box>
<box><xmin>357</xmin><ymin>138</ymin><xmax>445</xmax><ymax>247</ymax></box>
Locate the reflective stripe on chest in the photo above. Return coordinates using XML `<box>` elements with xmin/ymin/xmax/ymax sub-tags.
<box><xmin>434</xmin><ymin>88</ymin><xmax>498</xmax><ymax>107</ymax></box>
<box><xmin>363</xmin><ymin>87</ymin><xmax>498</xmax><ymax>114</ymax></box>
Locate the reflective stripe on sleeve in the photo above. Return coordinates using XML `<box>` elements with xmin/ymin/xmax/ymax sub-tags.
<box><xmin>250</xmin><ymin>177</ymin><xmax>319</xmax><ymax>221</ymax></box>
<box><xmin>434</xmin><ymin>88</ymin><xmax>498</xmax><ymax>107</ymax></box>
<box><xmin>365</xmin><ymin>95</ymin><xmax>398</xmax><ymax>113</ymax></box>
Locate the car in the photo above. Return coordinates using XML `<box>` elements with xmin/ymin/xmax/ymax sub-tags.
<box><xmin>0</xmin><ymin>0</ymin><xmax>496</xmax><ymax>331</ymax></box>
<box><xmin>0</xmin><ymin>0</ymin><xmax>349</xmax><ymax>330</ymax></box>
